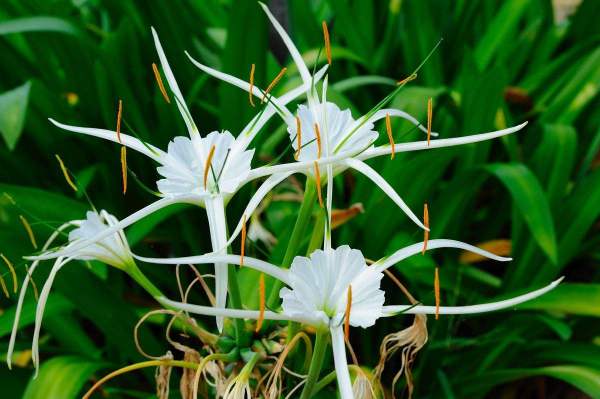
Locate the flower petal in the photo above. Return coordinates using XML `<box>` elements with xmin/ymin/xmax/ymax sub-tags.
<box><xmin>366</xmin><ymin>108</ymin><xmax>439</xmax><ymax>137</ymax></box>
<box><xmin>133</xmin><ymin>253</ymin><xmax>290</xmax><ymax>285</ymax></box>
<box><xmin>373</xmin><ymin>238</ymin><xmax>512</xmax><ymax>272</ymax></box>
<box><xmin>382</xmin><ymin>277</ymin><xmax>564</xmax><ymax>316</ymax></box>
<box><xmin>258</xmin><ymin>2</ymin><xmax>311</xmax><ymax>85</ymax></box>
<box><xmin>157</xmin><ymin>296</ymin><xmax>322</xmax><ymax>325</ymax></box>
<box><xmin>49</xmin><ymin>119</ymin><xmax>165</xmax><ymax>162</ymax></box>
<box><xmin>224</xmin><ymin>171</ymin><xmax>294</xmax><ymax>250</ymax></box>
<box><xmin>344</xmin><ymin>158</ymin><xmax>426</xmax><ymax>230</ymax></box>
<box><xmin>360</xmin><ymin>122</ymin><xmax>528</xmax><ymax>160</ymax></box>
<box><xmin>185</xmin><ymin>52</ymin><xmax>293</xmax><ymax>121</ymax></box>
<box><xmin>330</xmin><ymin>325</ymin><xmax>354</xmax><ymax>399</ymax></box>
<box><xmin>27</xmin><ymin>196</ymin><xmax>193</xmax><ymax>261</ymax></box>
<box><xmin>151</xmin><ymin>27</ymin><xmax>199</xmax><ymax>137</ymax></box>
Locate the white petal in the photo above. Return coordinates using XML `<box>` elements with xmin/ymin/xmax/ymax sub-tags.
<box><xmin>258</xmin><ymin>2</ymin><xmax>311</xmax><ymax>85</ymax></box>
<box><xmin>157</xmin><ymin>296</ymin><xmax>321</xmax><ymax>325</ymax></box>
<box><xmin>7</xmin><ymin>222</ymin><xmax>74</xmax><ymax>369</ymax></box>
<box><xmin>373</xmin><ymin>238</ymin><xmax>512</xmax><ymax>272</ymax></box>
<box><xmin>330</xmin><ymin>325</ymin><xmax>354</xmax><ymax>399</ymax></box>
<box><xmin>205</xmin><ymin>197</ymin><xmax>228</xmax><ymax>332</ymax></box>
<box><xmin>185</xmin><ymin>52</ymin><xmax>293</xmax><ymax>121</ymax></box>
<box><xmin>32</xmin><ymin>256</ymin><xmax>71</xmax><ymax>373</ymax></box>
<box><xmin>383</xmin><ymin>277</ymin><xmax>564</xmax><ymax>316</ymax></box>
<box><xmin>151</xmin><ymin>27</ymin><xmax>199</xmax><ymax>138</ymax></box>
<box><xmin>366</xmin><ymin>108</ymin><xmax>439</xmax><ymax>137</ymax></box>
<box><xmin>133</xmin><ymin>253</ymin><xmax>291</xmax><ymax>285</ymax></box>
<box><xmin>49</xmin><ymin>119</ymin><xmax>165</xmax><ymax>162</ymax></box>
<box><xmin>360</xmin><ymin>122</ymin><xmax>528</xmax><ymax>160</ymax></box>
<box><xmin>344</xmin><ymin>158</ymin><xmax>426</xmax><ymax>230</ymax></box>
<box><xmin>27</xmin><ymin>196</ymin><xmax>193</xmax><ymax>261</ymax></box>
<box><xmin>223</xmin><ymin>171</ymin><xmax>294</xmax><ymax>250</ymax></box>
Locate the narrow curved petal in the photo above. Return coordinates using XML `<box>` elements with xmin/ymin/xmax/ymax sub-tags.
<box><xmin>344</xmin><ymin>158</ymin><xmax>426</xmax><ymax>231</ymax></box>
<box><xmin>134</xmin><ymin>253</ymin><xmax>291</xmax><ymax>285</ymax></box>
<box><xmin>157</xmin><ymin>296</ymin><xmax>321</xmax><ymax>325</ymax></box>
<box><xmin>49</xmin><ymin>119</ymin><xmax>165</xmax><ymax>162</ymax></box>
<box><xmin>258</xmin><ymin>2</ymin><xmax>312</xmax><ymax>85</ymax></box>
<box><xmin>185</xmin><ymin>52</ymin><xmax>293</xmax><ymax>121</ymax></box>
<box><xmin>32</xmin><ymin>256</ymin><xmax>71</xmax><ymax>373</ymax></box>
<box><xmin>360</xmin><ymin>122</ymin><xmax>528</xmax><ymax>160</ymax></box>
<box><xmin>8</xmin><ymin>222</ymin><xmax>74</xmax><ymax>369</ymax></box>
<box><xmin>235</xmin><ymin>65</ymin><xmax>329</xmax><ymax>151</ymax></box>
<box><xmin>245</xmin><ymin>147</ymin><xmax>364</xmax><ymax>182</ymax></box>
<box><xmin>382</xmin><ymin>277</ymin><xmax>563</xmax><ymax>316</ymax></box>
<box><xmin>27</xmin><ymin>196</ymin><xmax>195</xmax><ymax>261</ymax></box>
<box><xmin>373</xmin><ymin>239</ymin><xmax>512</xmax><ymax>272</ymax></box>
<box><xmin>330</xmin><ymin>325</ymin><xmax>354</xmax><ymax>399</ymax></box>
<box><xmin>366</xmin><ymin>108</ymin><xmax>439</xmax><ymax>137</ymax></box>
<box><xmin>205</xmin><ymin>197</ymin><xmax>228</xmax><ymax>332</ymax></box>
<box><xmin>151</xmin><ymin>27</ymin><xmax>199</xmax><ymax>137</ymax></box>
<box><xmin>224</xmin><ymin>171</ymin><xmax>294</xmax><ymax>250</ymax></box>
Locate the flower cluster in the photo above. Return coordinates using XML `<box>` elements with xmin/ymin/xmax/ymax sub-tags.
<box><xmin>10</xmin><ymin>3</ymin><xmax>561</xmax><ymax>398</ymax></box>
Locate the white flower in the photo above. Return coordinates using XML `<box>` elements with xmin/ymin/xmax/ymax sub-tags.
<box><xmin>156</xmin><ymin>132</ymin><xmax>254</xmax><ymax>198</ymax></box>
<box><xmin>8</xmin><ymin>210</ymin><xmax>150</xmax><ymax>374</ymax></box>
<box><xmin>68</xmin><ymin>210</ymin><xmax>134</xmax><ymax>269</ymax></box>
<box><xmin>138</xmin><ymin>238</ymin><xmax>562</xmax><ymax>399</ymax></box>
<box><xmin>289</xmin><ymin>102</ymin><xmax>378</xmax><ymax>164</ymax></box>
<box><xmin>280</xmin><ymin>246</ymin><xmax>384</xmax><ymax>328</ymax></box>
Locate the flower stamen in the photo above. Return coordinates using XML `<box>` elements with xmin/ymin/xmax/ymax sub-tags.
<box><xmin>261</xmin><ymin>67</ymin><xmax>287</xmax><ymax>103</ymax></box>
<box><xmin>256</xmin><ymin>273</ymin><xmax>265</xmax><ymax>332</ymax></box>
<box><xmin>249</xmin><ymin>63</ymin><xmax>256</xmax><ymax>107</ymax></box>
<box><xmin>385</xmin><ymin>113</ymin><xmax>394</xmax><ymax>160</ymax></box>
<box><xmin>121</xmin><ymin>146</ymin><xmax>128</xmax><ymax>195</ymax></box>
<box><xmin>294</xmin><ymin>116</ymin><xmax>302</xmax><ymax>160</ymax></box>
<box><xmin>313</xmin><ymin>162</ymin><xmax>323</xmax><ymax>208</ymax></box>
<box><xmin>422</xmin><ymin>203</ymin><xmax>429</xmax><ymax>254</ymax></box>
<box><xmin>314</xmin><ymin>123</ymin><xmax>322</xmax><ymax>158</ymax></box>
<box><xmin>344</xmin><ymin>284</ymin><xmax>352</xmax><ymax>341</ymax></box>
<box><xmin>427</xmin><ymin>98</ymin><xmax>433</xmax><ymax>146</ymax></box>
<box><xmin>434</xmin><ymin>267</ymin><xmax>440</xmax><ymax>320</ymax></box>
<box><xmin>240</xmin><ymin>214</ymin><xmax>247</xmax><ymax>267</ymax></box>
<box><xmin>25</xmin><ymin>265</ymin><xmax>39</xmax><ymax>300</ymax></box>
<box><xmin>19</xmin><ymin>215</ymin><xmax>37</xmax><ymax>249</ymax></box>
<box><xmin>116</xmin><ymin>99</ymin><xmax>123</xmax><ymax>143</ymax></box>
<box><xmin>203</xmin><ymin>145</ymin><xmax>216</xmax><ymax>189</ymax></box>
<box><xmin>396</xmin><ymin>73</ymin><xmax>417</xmax><ymax>86</ymax></box>
<box><xmin>322</xmin><ymin>21</ymin><xmax>332</xmax><ymax>65</ymax></box>
<box><xmin>152</xmin><ymin>63</ymin><xmax>171</xmax><ymax>104</ymax></box>
<box><xmin>1</xmin><ymin>254</ymin><xmax>17</xmax><ymax>293</ymax></box>
<box><xmin>0</xmin><ymin>275</ymin><xmax>8</xmax><ymax>298</ymax></box>
<box><xmin>55</xmin><ymin>154</ymin><xmax>78</xmax><ymax>192</ymax></box>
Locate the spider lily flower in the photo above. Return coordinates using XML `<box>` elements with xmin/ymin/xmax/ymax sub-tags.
<box><xmin>190</xmin><ymin>2</ymin><xmax>528</xmax><ymax>234</ymax></box>
<box><xmin>38</xmin><ymin>27</ymin><xmax>329</xmax><ymax>332</ymax></box>
<box><xmin>8</xmin><ymin>210</ymin><xmax>159</xmax><ymax>374</ymax></box>
<box><xmin>134</xmin><ymin>240</ymin><xmax>562</xmax><ymax>399</ymax></box>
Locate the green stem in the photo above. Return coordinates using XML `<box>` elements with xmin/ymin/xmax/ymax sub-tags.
<box><xmin>300</xmin><ymin>330</ymin><xmax>329</xmax><ymax>399</ymax></box>
<box><xmin>313</xmin><ymin>370</ymin><xmax>337</xmax><ymax>396</ymax></box>
<box><xmin>227</xmin><ymin>265</ymin><xmax>249</xmax><ymax>347</ymax></box>
<box><xmin>267</xmin><ymin>178</ymin><xmax>317</xmax><ymax>308</ymax></box>
<box><xmin>127</xmin><ymin>261</ymin><xmax>163</xmax><ymax>299</ymax></box>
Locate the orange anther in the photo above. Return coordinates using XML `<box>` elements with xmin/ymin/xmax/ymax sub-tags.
<box><xmin>152</xmin><ymin>63</ymin><xmax>171</xmax><ymax>103</ymax></box>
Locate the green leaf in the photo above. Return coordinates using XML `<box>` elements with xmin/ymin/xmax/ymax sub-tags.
<box><xmin>22</xmin><ymin>356</ymin><xmax>105</xmax><ymax>399</ymax></box>
<box><xmin>0</xmin><ymin>16</ymin><xmax>79</xmax><ymax>36</ymax></box>
<box><xmin>461</xmin><ymin>365</ymin><xmax>600</xmax><ymax>398</ymax></box>
<box><xmin>518</xmin><ymin>283</ymin><xmax>600</xmax><ymax>317</ymax></box>
<box><xmin>0</xmin><ymin>81</ymin><xmax>31</xmax><ymax>150</ymax></box>
<box><xmin>486</xmin><ymin>163</ymin><xmax>558</xmax><ymax>264</ymax></box>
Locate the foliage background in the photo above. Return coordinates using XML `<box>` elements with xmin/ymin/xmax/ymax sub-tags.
<box><xmin>1</xmin><ymin>0</ymin><xmax>599</xmax><ymax>398</ymax></box>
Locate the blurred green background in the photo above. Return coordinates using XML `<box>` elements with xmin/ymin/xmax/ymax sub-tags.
<box><xmin>1</xmin><ymin>0</ymin><xmax>600</xmax><ymax>398</ymax></box>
